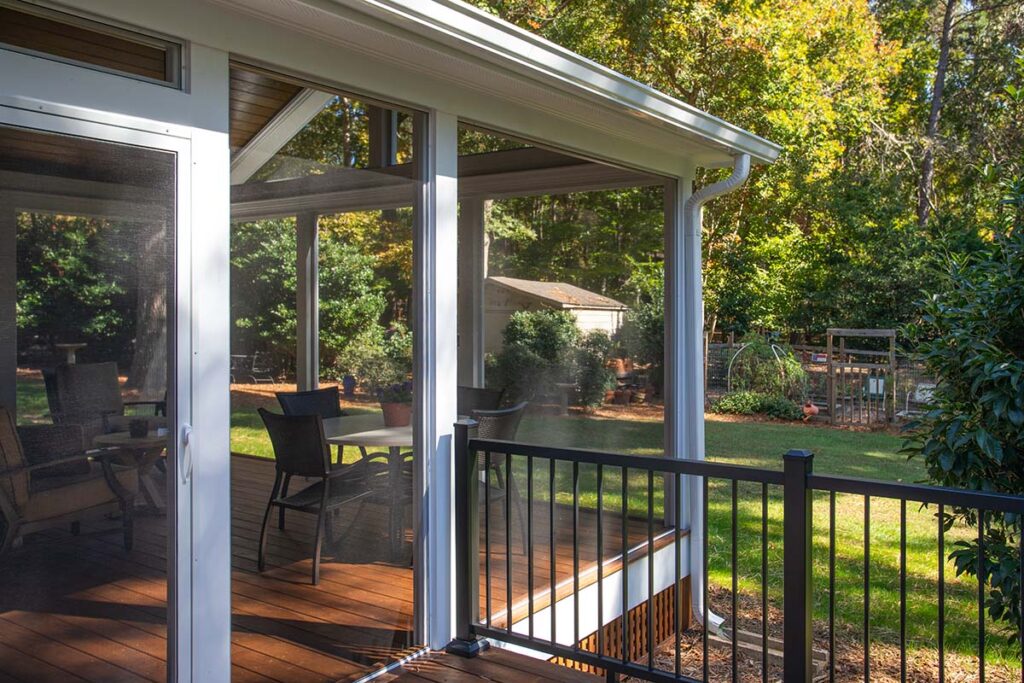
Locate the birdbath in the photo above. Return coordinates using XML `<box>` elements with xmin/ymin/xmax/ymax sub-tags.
<box><xmin>55</xmin><ymin>342</ymin><xmax>87</xmax><ymax>365</ymax></box>
<box><xmin>554</xmin><ymin>382</ymin><xmax>576</xmax><ymax>416</ymax></box>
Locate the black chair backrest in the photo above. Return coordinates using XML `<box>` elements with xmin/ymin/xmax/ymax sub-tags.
<box><xmin>258</xmin><ymin>408</ymin><xmax>331</xmax><ymax>478</ymax></box>
<box><xmin>472</xmin><ymin>401</ymin><xmax>528</xmax><ymax>441</ymax></box>
<box><xmin>458</xmin><ymin>386</ymin><xmax>504</xmax><ymax>414</ymax></box>
<box><xmin>276</xmin><ymin>386</ymin><xmax>342</xmax><ymax>419</ymax></box>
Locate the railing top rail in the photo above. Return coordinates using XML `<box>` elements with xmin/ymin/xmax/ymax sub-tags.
<box><xmin>809</xmin><ymin>473</ymin><xmax>1024</xmax><ymax>514</ymax></box>
<box><xmin>467</xmin><ymin>437</ymin><xmax>786</xmax><ymax>485</ymax></box>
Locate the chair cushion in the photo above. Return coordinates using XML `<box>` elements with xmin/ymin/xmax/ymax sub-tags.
<box><xmin>24</xmin><ymin>463</ymin><xmax>138</xmax><ymax>523</ymax></box>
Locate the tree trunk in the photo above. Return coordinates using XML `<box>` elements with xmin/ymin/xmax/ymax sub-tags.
<box><xmin>126</xmin><ymin>221</ymin><xmax>168</xmax><ymax>397</ymax></box>
<box><xmin>918</xmin><ymin>0</ymin><xmax>957</xmax><ymax>228</ymax></box>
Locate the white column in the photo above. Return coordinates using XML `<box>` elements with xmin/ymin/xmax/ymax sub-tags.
<box><xmin>414</xmin><ymin>109</ymin><xmax>459</xmax><ymax>649</ymax></box>
<box><xmin>296</xmin><ymin>212</ymin><xmax>319</xmax><ymax>391</ymax></box>
<box><xmin>0</xmin><ymin>200</ymin><xmax>15</xmax><ymax>413</ymax></box>
<box><xmin>457</xmin><ymin>197</ymin><xmax>487</xmax><ymax>386</ymax></box>
<box><xmin>186</xmin><ymin>44</ymin><xmax>232</xmax><ymax>683</ymax></box>
<box><xmin>663</xmin><ymin>170</ymin><xmax>695</xmax><ymax>527</ymax></box>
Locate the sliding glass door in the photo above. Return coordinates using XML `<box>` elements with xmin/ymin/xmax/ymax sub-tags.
<box><xmin>0</xmin><ymin>104</ymin><xmax>193</xmax><ymax>682</ymax></box>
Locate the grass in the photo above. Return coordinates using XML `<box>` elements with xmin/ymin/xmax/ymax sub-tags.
<box><xmin>14</xmin><ymin>375</ymin><xmax>1021</xmax><ymax>670</ymax></box>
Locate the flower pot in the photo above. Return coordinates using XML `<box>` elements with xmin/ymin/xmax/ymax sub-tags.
<box><xmin>381</xmin><ymin>401</ymin><xmax>412</xmax><ymax>427</ymax></box>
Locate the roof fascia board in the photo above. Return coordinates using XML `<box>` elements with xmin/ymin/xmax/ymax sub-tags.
<box><xmin>325</xmin><ymin>0</ymin><xmax>781</xmax><ymax>164</ymax></box>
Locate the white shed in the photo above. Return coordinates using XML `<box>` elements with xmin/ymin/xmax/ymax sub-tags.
<box><xmin>484</xmin><ymin>276</ymin><xmax>628</xmax><ymax>353</ymax></box>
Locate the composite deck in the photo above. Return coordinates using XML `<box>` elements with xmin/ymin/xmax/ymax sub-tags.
<box><xmin>0</xmin><ymin>454</ymin><xmax>674</xmax><ymax>682</ymax></box>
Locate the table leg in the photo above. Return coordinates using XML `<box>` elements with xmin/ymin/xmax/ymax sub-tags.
<box><xmin>136</xmin><ymin>448</ymin><xmax>166</xmax><ymax>513</ymax></box>
<box><xmin>388</xmin><ymin>446</ymin><xmax>402</xmax><ymax>561</ymax></box>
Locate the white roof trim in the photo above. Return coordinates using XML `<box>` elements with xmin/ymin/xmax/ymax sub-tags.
<box><xmin>331</xmin><ymin>0</ymin><xmax>781</xmax><ymax>164</ymax></box>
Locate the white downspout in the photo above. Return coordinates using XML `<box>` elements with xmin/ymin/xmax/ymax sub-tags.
<box><xmin>685</xmin><ymin>154</ymin><xmax>751</xmax><ymax>631</ymax></box>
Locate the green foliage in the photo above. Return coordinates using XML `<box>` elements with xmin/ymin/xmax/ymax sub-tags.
<box><xmin>231</xmin><ymin>218</ymin><xmax>387</xmax><ymax>377</ymax></box>
<box><xmin>15</xmin><ymin>213</ymin><xmax>139</xmax><ymax>363</ymax></box>
<box><xmin>494</xmin><ymin>311</ymin><xmax>617</xmax><ymax>408</ymax></box>
<box><xmin>712</xmin><ymin>390</ymin><xmax>802</xmax><ymax>420</ymax></box>
<box><xmin>729</xmin><ymin>335</ymin><xmax>807</xmax><ymax>400</ymax></box>
<box><xmin>904</xmin><ymin>176</ymin><xmax>1024</xmax><ymax>639</ymax></box>
<box><xmin>495</xmin><ymin>310</ymin><xmax>580</xmax><ymax>402</ymax></box>
<box><xmin>617</xmin><ymin>261</ymin><xmax>665</xmax><ymax>396</ymax></box>
<box><xmin>575</xmin><ymin>331</ymin><xmax>616</xmax><ymax>408</ymax></box>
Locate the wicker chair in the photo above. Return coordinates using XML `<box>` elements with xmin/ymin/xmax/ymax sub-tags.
<box><xmin>472</xmin><ymin>401</ymin><xmax>528</xmax><ymax>553</ymax></box>
<box><xmin>0</xmin><ymin>406</ymin><xmax>137</xmax><ymax>554</ymax></box>
<box><xmin>457</xmin><ymin>386</ymin><xmax>504</xmax><ymax>414</ymax></box>
<box><xmin>257</xmin><ymin>409</ymin><xmax>371</xmax><ymax>584</ymax></box>
<box><xmin>51</xmin><ymin>362</ymin><xmax>166</xmax><ymax>445</ymax></box>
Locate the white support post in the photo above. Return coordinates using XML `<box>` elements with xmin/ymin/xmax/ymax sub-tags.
<box><xmin>663</xmin><ymin>172</ymin><xmax>694</xmax><ymax>527</ymax></box>
<box><xmin>296</xmin><ymin>212</ymin><xmax>319</xmax><ymax>391</ymax></box>
<box><xmin>457</xmin><ymin>197</ymin><xmax>487</xmax><ymax>387</ymax></box>
<box><xmin>0</xmin><ymin>200</ymin><xmax>15</xmax><ymax>413</ymax></box>
<box><xmin>414</xmin><ymin>109</ymin><xmax>459</xmax><ymax>650</ymax></box>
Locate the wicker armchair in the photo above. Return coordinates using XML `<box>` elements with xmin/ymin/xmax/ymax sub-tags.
<box><xmin>50</xmin><ymin>362</ymin><xmax>166</xmax><ymax>445</ymax></box>
<box><xmin>0</xmin><ymin>406</ymin><xmax>137</xmax><ymax>555</ymax></box>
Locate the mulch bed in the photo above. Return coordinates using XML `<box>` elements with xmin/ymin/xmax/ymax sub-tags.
<box><xmin>625</xmin><ymin>585</ymin><xmax>1016</xmax><ymax>682</ymax></box>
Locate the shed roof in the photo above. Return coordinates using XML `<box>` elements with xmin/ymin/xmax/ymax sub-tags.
<box><xmin>488</xmin><ymin>276</ymin><xmax>628</xmax><ymax>310</ymax></box>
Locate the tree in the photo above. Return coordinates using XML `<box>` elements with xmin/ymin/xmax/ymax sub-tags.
<box><xmin>230</xmin><ymin>218</ymin><xmax>387</xmax><ymax>378</ymax></box>
<box><xmin>905</xmin><ymin>174</ymin><xmax>1023</xmax><ymax>637</ymax></box>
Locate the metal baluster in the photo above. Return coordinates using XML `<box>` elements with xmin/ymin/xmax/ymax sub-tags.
<box><xmin>550</xmin><ymin>458</ymin><xmax>557</xmax><ymax>648</ymax></box>
<box><xmin>829</xmin><ymin>491</ymin><xmax>836</xmax><ymax>683</ymax></box>
<box><xmin>864</xmin><ymin>495</ymin><xmax>871</xmax><ymax>683</ymax></box>
<box><xmin>675</xmin><ymin>472</ymin><xmax>682</xmax><ymax>679</ymax></box>
<box><xmin>647</xmin><ymin>469</ymin><xmax>655</xmax><ymax>672</ymax></box>
<box><xmin>622</xmin><ymin>467</ymin><xmax>629</xmax><ymax>665</ymax></box>
<box><xmin>703</xmin><ymin>476</ymin><xmax>709</xmax><ymax>683</ymax></box>
<box><xmin>900</xmin><ymin>499</ymin><xmax>907</xmax><ymax>683</ymax></box>
<box><xmin>573</xmin><ymin>460</ymin><xmax>580</xmax><ymax>651</ymax></box>
<box><xmin>762</xmin><ymin>482</ymin><xmax>769</xmax><ymax>683</ymax></box>
<box><xmin>979</xmin><ymin>509</ymin><xmax>986</xmax><ymax>683</ymax></box>
<box><xmin>597</xmin><ymin>464</ymin><xmax>604</xmax><ymax>659</ymax></box>
<box><xmin>939</xmin><ymin>503</ymin><xmax>945</xmax><ymax>683</ymax></box>
<box><xmin>732</xmin><ymin>479</ymin><xmax>739</xmax><ymax>683</ymax></box>
<box><xmin>505</xmin><ymin>452</ymin><xmax>513</xmax><ymax>636</ymax></box>
<box><xmin>485</xmin><ymin>451</ymin><xmax>492</xmax><ymax>629</ymax></box>
<box><xmin>527</xmin><ymin>455</ymin><xmax>534</xmax><ymax>640</ymax></box>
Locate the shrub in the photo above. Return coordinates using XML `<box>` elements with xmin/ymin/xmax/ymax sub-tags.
<box><xmin>494</xmin><ymin>310</ymin><xmax>580</xmax><ymax>402</ymax></box>
<box><xmin>904</xmin><ymin>174</ymin><xmax>1023</xmax><ymax>639</ymax></box>
<box><xmin>618</xmin><ymin>262</ymin><xmax>664</xmax><ymax>397</ymax></box>
<box><xmin>575</xmin><ymin>331</ymin><xmax>616</xmax><ymax>408</ymax></box>
<box><xmin>729</xmin><ymin>334</ymin><xmax>807</xmax><ymax>400</ymax></box>
<box><xmin>712</xmin><ymin>390</ymin><xmax>801</xmax><ymax>420</ymax></box>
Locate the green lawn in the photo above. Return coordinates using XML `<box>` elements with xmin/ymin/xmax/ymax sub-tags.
<box><xmin>14</xmin><ymin>375</ymin><xmax>1019</xmax><ymax>669</ymax></box>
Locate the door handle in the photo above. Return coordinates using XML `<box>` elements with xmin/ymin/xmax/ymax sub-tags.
<box><xmin>180</xmin><ymin>424</ymin><xmax>193</xmax><ymax>485</ymax></box>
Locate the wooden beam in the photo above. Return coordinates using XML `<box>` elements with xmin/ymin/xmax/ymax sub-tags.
<box><xmin>230</xmin><ymin>88</ymin><xmax>334</xmax><ymax>185</ymax></box>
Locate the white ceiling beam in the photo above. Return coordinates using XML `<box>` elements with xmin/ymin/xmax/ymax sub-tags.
<box><xmin>229</xmin><ymin>88</ymin><xmax>335</xmax><ymax>185</ymax></box>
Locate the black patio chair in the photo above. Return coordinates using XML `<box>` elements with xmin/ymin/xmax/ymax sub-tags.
<box><xmin>457</xmin><ymin>385</ymin><xmax>504</xmax><ymax>414</ymax></box>
<box><xmin>472</xmin><ymin>401</ymin><xmax>528</xmax><ymax>553</ymax></box>
<box><xmin>257</xmin><ymin>408</ymin><xmax>371</xmax><ymax>585</ymax></box>
<box><xmin>275</xmin><ymin>386</ymin><xmax>360</xmax><ymax>529</ymax></box>
<box><xmin>276</xmin><ymin>386</ymin><xmax>345</xmax><ymax>419</ymax></box>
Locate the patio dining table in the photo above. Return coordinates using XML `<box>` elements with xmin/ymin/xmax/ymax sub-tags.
<box><xmin>323</xmin><ymin>415</ymin><xmax>412</xmax><ymax>560</ymax></box>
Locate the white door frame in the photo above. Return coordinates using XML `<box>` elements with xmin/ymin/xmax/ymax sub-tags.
<box><xmin>0</xmin><ymin>51</ymin><xmax>231</xmax><ymax>680</ymax></box>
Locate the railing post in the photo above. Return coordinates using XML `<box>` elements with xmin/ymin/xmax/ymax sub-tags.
<box><xmin>447</xmin><ymin>419</ymin><xmax>488</xmax><ymax>656</ymax></box>
<box><xmin>783</xmin><ymin>449</ymin><xmax>814</xmax><ymax>683</ymax></box>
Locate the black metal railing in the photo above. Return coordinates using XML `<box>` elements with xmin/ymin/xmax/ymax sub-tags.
<box><xmin>447</xmin><ymin>419</ymin><xmax>1024</xmax><ymax>683</ymax></box>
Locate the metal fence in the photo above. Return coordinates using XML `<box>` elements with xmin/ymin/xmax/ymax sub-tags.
<box><xmin>448</xmin><ymin>421</ymin><xmax>1024</xmax><ymax>683</ymax></box>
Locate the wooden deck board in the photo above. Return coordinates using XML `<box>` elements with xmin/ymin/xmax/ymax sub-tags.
<box><xmin>0</xmin><ymin>454</ymin><xmax>677</xmax><ymax>682</ymax></box>
<box><xmin>394</xmin><ymin>648</ymin><xmax>601</xmax><ymax>683</ymax></box>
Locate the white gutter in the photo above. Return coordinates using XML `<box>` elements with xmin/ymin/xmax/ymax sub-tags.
<box><xmin>685</xmin><ymin>153</ymin><xmax>751</xmax><ymax>632</ymax></box>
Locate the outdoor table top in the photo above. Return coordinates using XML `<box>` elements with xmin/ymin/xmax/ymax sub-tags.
<box><xmin>325</xmin><ymin>422</ymin><xmax>413</xmax><ymax>449</ymax></box>
<box><xmin>92</xmin><ymin>431</ymin><xmax>168</xmax><ymax>449</ymax></box>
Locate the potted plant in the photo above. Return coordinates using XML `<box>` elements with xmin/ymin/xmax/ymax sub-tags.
<box><xmin>379</xmin><ymin>382</ymin><xmax>413</xmax><ymax>427</ymax></box>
